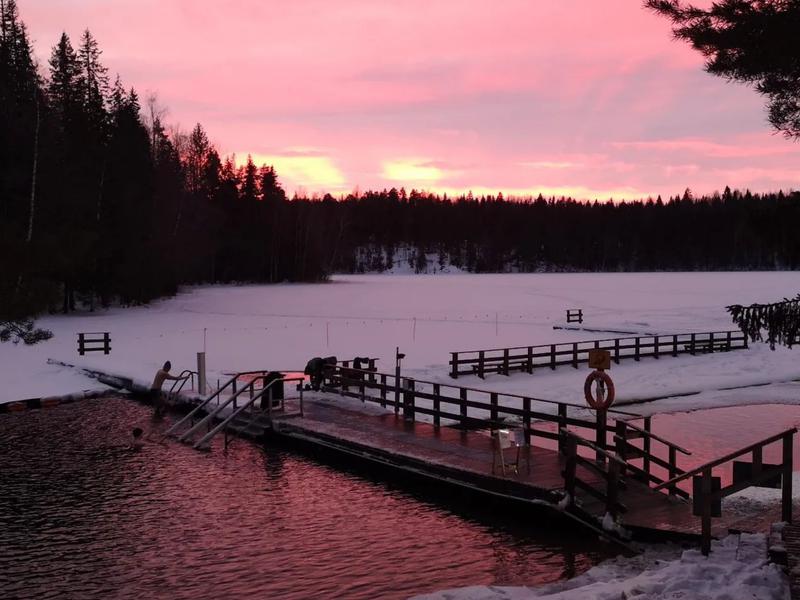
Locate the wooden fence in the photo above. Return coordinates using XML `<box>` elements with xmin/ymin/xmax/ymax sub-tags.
<box><xmin>322</xmin><ymin>364</ymin><xmax>641</xmax><ymax>458</ymax></box>
<box><xmin>449</xmin><ymin>330</ymin><xmax>747</xmax><ymax>378</ymax></box>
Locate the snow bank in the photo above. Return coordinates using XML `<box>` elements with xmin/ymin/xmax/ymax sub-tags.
<box><xmin>411</xmin><ymin>533</ymin><xmax>789</xmax><ymax>599</ymax></box>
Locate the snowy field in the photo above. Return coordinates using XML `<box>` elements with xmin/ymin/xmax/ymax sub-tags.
<box><xmin>2</xmin><ymin>272</ymin><xmax>800</xmax><ymax>411</ymax></box>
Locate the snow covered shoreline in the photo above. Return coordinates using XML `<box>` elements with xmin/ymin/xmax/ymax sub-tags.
<box><xmin>411</xmin><ymin>532</ymin><xmax>789</xmax><ymax>600</ymax></box>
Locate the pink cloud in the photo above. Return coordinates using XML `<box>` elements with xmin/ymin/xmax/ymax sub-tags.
<box><xmin>19</xmin><ymin>0</ymin><xmax>800</xmax><ymax>198</ymax></box>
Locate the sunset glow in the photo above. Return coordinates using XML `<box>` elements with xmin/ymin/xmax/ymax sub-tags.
<box><xmin>22</xmin><ymin>0</ymin><xmax>800</xmax><ymax>198</ymax></box>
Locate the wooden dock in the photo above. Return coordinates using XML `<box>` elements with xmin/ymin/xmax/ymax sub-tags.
<box><xmin>148</xmin><ymin>363</ymin><xmax>795</xmax><ymax>554</ymax></box>
<box><xmin>266</xmin><ymin>395</ymin><xmax>786</xmax><ymax>547</ymax></box>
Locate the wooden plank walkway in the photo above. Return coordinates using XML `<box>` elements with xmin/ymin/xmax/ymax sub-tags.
<box><xmin>270</xmin><ymin>397</ymin><xmax>781</xmax><ymax>543</ymax></box>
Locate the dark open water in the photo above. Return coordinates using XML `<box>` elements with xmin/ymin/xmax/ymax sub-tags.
<box><xmin>0</xmin><ymin>397</ymin><xmax>611</xmax><ymax>600</ymax></box>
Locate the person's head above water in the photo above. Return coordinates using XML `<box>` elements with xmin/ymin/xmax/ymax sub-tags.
<box><xmin>163</xmin><ymin>361</ymin><xmax>171</xmax><ymax>372</ymax></box>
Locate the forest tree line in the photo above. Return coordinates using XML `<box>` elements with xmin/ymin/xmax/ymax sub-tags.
<box><xmin>325</xmin><ymin>187</ymin><xmax>800</xmax><ymax>274</ymax></box>
<box><xmin>2</xmin><ymin>0</ymin><xmax>799</xmax><ymax>342</ymax></box>
<box><xmin>1</xmin><ymin>0</ymin><xmax>325</xmax><ymax>333</ymax></box>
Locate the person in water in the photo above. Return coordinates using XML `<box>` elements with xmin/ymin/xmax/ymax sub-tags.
<box><xmin>150</xmin><ymin>361</ymin><xmax>189</xmax><ymax>418</ymax></box>
<box><xmin>131</xmin><ymin>427</ymin><xmax>145</xmax><ymax>450</ymax></box>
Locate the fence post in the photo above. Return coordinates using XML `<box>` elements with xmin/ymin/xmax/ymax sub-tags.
<box><xmin>672</xmin><ymin>334</ymin><xmax>678</xmax><ymax>357</ymax></box>
<box><xmin>550</xmin><ymin>344</ymin><xmax>557</xmax><ymax>370</ymax></box>
<box><xmin>701</xmin><ymin>467</ymin><xmax>712</xmax><ymax>556</ymax></box>
<box><xmin>595</xmin><ymin>409</ymin><xmax>607</xmax><ymax>463</ymax></box>
<box><xmin>653</xmin><ymin>335</ymin><xmax>659</xmax><ymax>359</ymax></box>
<box><xmin>490</xmin><ymin>392</ymin><xmax>498</xmax><ymax>423</ymax></box>
<box><xmin>614</xmin><ymin>338</ymin><xmax>620</xmax><ymax>364</ymax></box>
<box><xmin>460</xmin><ymin>388</ymin><xmax>468</xmax><ymax>427</ymax></box>
<box><xmin>478</xmin><ymin>351</ymin><xmax>485</xmax><ymax>379</ymax></box>
<box><xmin>726</xmin><ymin>331</ymin><xmax>732</xmax><ymax>351</ymax></box>
<box><xmin>607</xmin><ymin>460</ymin><xmax>620</xmax><ymax>519</ymax></box>
<box><xmin>380</xmin><ymin>374</ymin><xmax>387</xmax><ymax>408</ymax></box>
<box><xmin>690</xmin><ymin>333</ymin><xmax>696</xmax><ymax>355</ymax></box>
<box><xmin>502</xmin><ymin>349</ymin><xmax>510</xmax><ymax>376</ymax></box>
<box><xmin>572</xmin><ymin>342</ymin><xmax>578</xmax><ymax>369</ymax></box>
<box><xmin>78</xmin><ymin>333</ymin><xmax>85</xmax><ymax>356</ymax></box>
<box><xmin>564</xmin><ymin>436</ymin><xmax>577</xmax><ymax>506</ymax></box>
<box><xmin>643</xmin><ymin>417</ymin><xmax>652</xmax><ymax>477</ymax></box>
<box><xmin>708</xmin><ymin>331</ymin><xmax>715</xmax><ymax>353</ymax></box>
<box><xmin>433</xmin><ymin>383</ymin><xmax>441</xmax><ymax>428</ymax></box>
<box><xmin>634</xmin><ymin>337</ymin><xmax>640</xmax><ymax>361</ymax></box>
<box><xmin>450</xmin><ymin>352</ymin><xmax>459</xmax><ymax>379</ymax></box>
<box><xmin>783</xmin><ymin>432</ymin><xmax>794</xmax><ymax>523</ymax></box>
<box><xmin>403</xmin><ymin>378</ymin><xmax>416</xmax><ymax>421</ymax></box>
<box><xmin>558</xmin><ymin>403</ymin><xmax>567</xmax><ymax>453</ymax></box>
<box><xmin>523</xmin><ymin>397</ymin><xmax>531</xmax><ymax>445</ymax></box>
<box><xmin>103</xmin><ymin>332</ymin><xmax>110</xmax><ymax>355</ymax></box>
<box><xmin>615</xmin><ymin>421</ymin><xmax>628</xmax><ymax>477</ymax></box>
<box><xmin>668</xmin><ymin>446</ymin><xmax>677</xmax><ymax>495</ymax></box>
<box><xmin>527</xmin><ymin>347</ymin><xmax>533</xmax><ymax>373</ymax></box>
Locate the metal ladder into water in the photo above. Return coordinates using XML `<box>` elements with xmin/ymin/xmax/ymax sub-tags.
<box><xmin>163</xmin><ymin>372</ymin><xmax>304</xmax><ymax>451</ymax></box>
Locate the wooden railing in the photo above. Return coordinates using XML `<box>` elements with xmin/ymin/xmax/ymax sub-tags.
<box><xmin>448</xmin><ymin>330</ymin><xmax>747</xmax><ymax>378</ymax></box>
<box><xmin>614</xmin><ymin>417</ymin><xmax>692</xmax><ymax>499</ymax></box>
<box><xmin>562</xmin><ymin>429</ymin><xmax>628</xmax><ymax>519</ymax></box>
<box><xmin>651</xmin><ymin>427</ymin><xmax>796</xmax><ymax>555</ymax></box>
<box><xmin>323</xmin><ymin>364</ymin><xmax>638</xmax><ymax>454</ymax></box>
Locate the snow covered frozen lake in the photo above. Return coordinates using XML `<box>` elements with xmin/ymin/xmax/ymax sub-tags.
<box><xmin>3</xmin><ymin>271</ymin><xmax>799</xmax><ymax>413</ymax></box>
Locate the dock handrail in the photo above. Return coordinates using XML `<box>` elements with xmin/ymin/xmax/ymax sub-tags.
<box><xmin>650</xmin><ymin>427</ymin><xmax>796</xmax><ymax>556</ymax></box>
<box><xmin>561</xmin><ymin>428</ymin><xmax>627</xmax><ymax>468</ymax></box>
<box><xmin>168</xmin><ymin>369</ymin><xmax>196</xmax><ymax>397</ymax></box>
<box><xmin>177</xmin><ymin>377</ymin><xmax>263</xmax><ymax>443</ymax></box>
<box><xmin>327</xmin><ymin>364</ymin><xmax>640</xmax><ymax>417</ymax></box>
<box><xmin>163</xmin><ymin>372</ymin><xmax>239</xmax><ymax>438</ymax></box>
<box><xmin>652</xmin><ymin>427</ymin><xmax>796</xmax><ymax>492</ymax></box>
<box><xmin>194</xmin><ymin>376</ymin><xmax>304</xmax><ymax>450</ymax></box>
<box><xmin>621</xmin><ymin>420</ymin><xmax>692</xmax><ymax>456</ymax></box>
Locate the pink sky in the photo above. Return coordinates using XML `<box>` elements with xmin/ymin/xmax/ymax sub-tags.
<box><xmin>22</xmin><ymin>0</ymin><xmax>800</xmax><ymax>199</ymax></box>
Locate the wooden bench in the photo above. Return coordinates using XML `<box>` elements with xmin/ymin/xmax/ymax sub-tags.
<box><xmin>77</xmin><ymin>332</ymin><xmax>111</xmax><ymax>355</ymax></box>
<box><xmin>684</xmin><ymin>341</ymin><xmax>730</xmax><ymax>353</ymax></box>
<box><xmin>566</xmin><ymin>309</ymin><xmax>583</xmax><ymax>324</ymax></box>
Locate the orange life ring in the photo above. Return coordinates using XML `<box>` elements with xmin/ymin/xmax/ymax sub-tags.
<box><xmin>584</xmin><ymin>370</ymin><xmax>615</xmax><ymax>410</ymax></box>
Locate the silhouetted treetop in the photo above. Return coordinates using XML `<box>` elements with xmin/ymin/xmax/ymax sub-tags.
<box><xmin>646</xmin><ymin>0</ymin><xmax>800</xmax><ymax>138</ymax></box>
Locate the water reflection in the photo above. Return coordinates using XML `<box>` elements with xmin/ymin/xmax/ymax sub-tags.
<box><xmin>0</xmin><ymin>397</ymin><xmax>612</xmax><ymax>600</ymax></box>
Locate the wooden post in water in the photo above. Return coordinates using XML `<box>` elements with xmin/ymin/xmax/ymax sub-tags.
<box><xmin>526</xmin><ymin>347</ymin><xmax>533</xmax><ymax>373</ymax></box>
<box><xmin>478</xmin><ymin>351</ymin><xmax>485</xmax><ymax>379</ymax></box>
<box><xmin>380</xmin><ymin>374</ymin><xmax>387</xmax><ymax>408</ymax></box>
<box><xmin>460</xmin><ymin>388</ymin><xmax>468</xmax><ymax>427</ymax></box>
<box><xmin>450</xmin><ymin>352</ymin><xmax>459</xmax><ymax>378</ymax></box>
